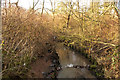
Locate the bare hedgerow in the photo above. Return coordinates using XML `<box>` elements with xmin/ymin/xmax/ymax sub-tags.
<box><xmin>2</xmin><ymin>6</ymin><xmax>55</xmax><ymax>77</ymax></box>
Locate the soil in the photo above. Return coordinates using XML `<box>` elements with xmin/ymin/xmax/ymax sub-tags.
<box><xmin>27</xmin><ymin>55</ymin><xmax>51</xmax><ymax>78</ymax></box>
<box><xmin>27</xmin><ymin>47</ymin><xmax>60</xmax><ymax>78</ymax></box>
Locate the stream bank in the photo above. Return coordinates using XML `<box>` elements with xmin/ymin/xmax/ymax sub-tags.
<box><xmin>26</xmin><ymin>35</ymin><xmax>118</xmax><ymax>79</ymax></box>
<box><xmin>56</xmin><ymin>43</ymin><xmax>96</xmax><ymax>79</ymax></box>
<box><xmin>27</xmin><ymin>42</ymin><xmax>98</xmax><ymax>79</ymax></box>
<box><xmin>58</xmin><ymin>35</ymin><xmax>119</xmax><ymax>79</ymax></box>
<box><xmin>27</xmin><ymin>42</ymin><xmax>60</xmax><ymax>78</ymax></box>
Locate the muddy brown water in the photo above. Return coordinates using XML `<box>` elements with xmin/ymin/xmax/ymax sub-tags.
<box><xmin>56</xmin><ymin>43</ymin><xmax>97</xmax><ymax>79</ymax></box>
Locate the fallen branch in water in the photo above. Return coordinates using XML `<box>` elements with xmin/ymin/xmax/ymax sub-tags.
<box><xmin>64</xmin><ymin>64</ymin><xmax>96</xmax><ymax>69</ymax></box>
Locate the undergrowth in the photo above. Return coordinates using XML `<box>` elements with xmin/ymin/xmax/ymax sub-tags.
<box><xmin>56</xmin><ymin>6</ymin><xmax>119</xmax><ymax>78</ymax></box>
<box><xmin>2</xmin><ymin>6</ymin><xmax>55</xmax><ymax>78</ymax></box>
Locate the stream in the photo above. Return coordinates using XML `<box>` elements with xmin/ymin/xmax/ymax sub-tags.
<box><xmin>56</xmin><ymin>43</ymin><xmax>97</xmax><ymax>79</ymax></box>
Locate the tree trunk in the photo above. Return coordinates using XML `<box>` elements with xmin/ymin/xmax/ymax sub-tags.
<box><xmin>41</xmin><ymin>0</ymin><xmax>45</xmax><ymax>16</ymax></box>
<box><xmin>117</xmin><ymin>0</ymin><xmax>120</xmax><ymax>52</ymax></box>
<box><xmin>33</xmin><ymin>0</ymin><xmax>35</xmax><ymax>10</ymax></box>
<box><xmin>9</xmin><ymin>0</ymin><xmax>11</xmax><ymax>8</ymax></box>
<box><xmin>5</xmin><ymin>0</ymin><xmax>7</xmax><ymax>8</ymax></box>
<box><xmin>66</xmin><ymin>0</ymin><xmax>72</xmax><ymax>28</ymax></box>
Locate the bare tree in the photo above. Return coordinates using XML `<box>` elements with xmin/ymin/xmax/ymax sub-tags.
<box><xmin>4</xmin><ymin>0</ymin><xmax>8</xmax><ymax>16</ymax></box>
<box><xmin>5</xmin><ymin>0</ymin><xmax>7</xmax><ymax>8</ymax></box>
<box><xmin>49</xmin><ymin>0</ymin><xmax>56</xmax><ymax>22</ymax></box>
<box><xmin>66</xmin><ymin>0</ymin><xmax>73</xmax><ymax>28</ymax></box>
<box><xmin>77</xmin><ymin>0</ymin><xmax>80</xmax><ymax>17</ymax></box>
<box><xmin>117</xmin><ymin>0</ymin><xmax>120</xmax><ymax>52</ymax></box>
<box><xmin>9</xmin><ymin>0</ymin><xmax>11</xmax><ymax>8</ymax></box>
<box><xmin>92</xmin><ymin>0</ymin><xmax>94</xmax><ymax>13</ymax></box>
<box><xmin>11</xmin><ymin>0</ymin><xmax>19</xmax><ymax>8</ymax></box>
<box><xmin>53</xmin><ymin>0</ymin><xmax>55</xmax><ymax>22</ymax></box>
<box><xmin>77</xmin><ymin>0</ymin><xmax>81</xmax><ymax>34</ymax></box>
<box><xmin>32</xmin><ymin>0</ymin><xmax>39</xmax><ymax>10</ymax></box>
<box><xmin>41</xmin><ymin>0</ymin><xmax>45</xmax><ymax>16</ymax></box>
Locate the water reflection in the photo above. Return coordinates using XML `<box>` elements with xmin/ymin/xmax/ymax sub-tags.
<box><xmin>56</xmin><ymin>43</ymin><xmax>96</xmax><ymax>78</ymax></box>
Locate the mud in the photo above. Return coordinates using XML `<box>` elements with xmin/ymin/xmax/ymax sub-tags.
<box><xmin>27</xmin><ymin>47</ymin><xmax>60</xmax><ymax>78</ymax></box>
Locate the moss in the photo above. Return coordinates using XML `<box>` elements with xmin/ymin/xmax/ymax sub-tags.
<box><xmin>58</xmin><ymin>36</ymin><xmax>66</xmax><ymax>41</ymax></box>
<box><xmin>90</xmin><ymin>65</ymin><xmax>97</xmax><ymax>69</ymax></box>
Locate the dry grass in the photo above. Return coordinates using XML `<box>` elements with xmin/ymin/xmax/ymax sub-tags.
<box><xmin>2</xmin><ymin>6</ymin><xmax>55</xmax><ymax>78</ymax></box>
<box><xmin>56</xmin><ymin>5</ymin><xmax>119</xmax><ymax>78</ymax></box>
<box><xmin>1</xmin><ymin>2</ymin><xmax>120</xmax><ymax>78</ymax></box>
